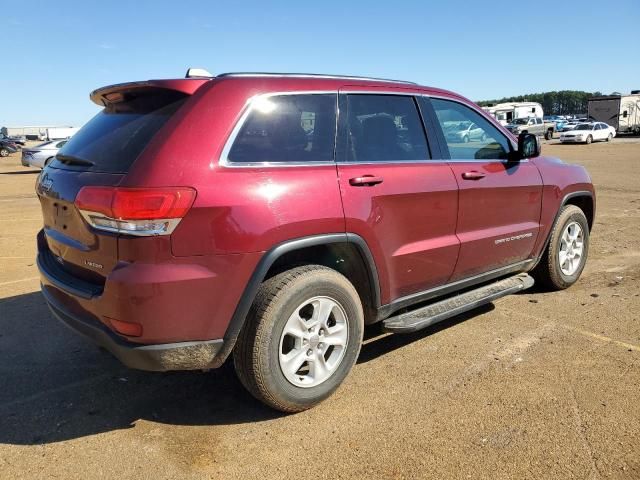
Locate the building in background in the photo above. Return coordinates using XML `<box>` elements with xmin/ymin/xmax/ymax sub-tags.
<box><xmin>1</xmin><ymin>126</ymin><xmax>80</xmax><ymax>141</ymax></box>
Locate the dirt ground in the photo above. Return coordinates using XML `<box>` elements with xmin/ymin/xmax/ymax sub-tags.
<box><xmin>0</xmin><ymin>140</ymin><xmax>639</xmax><ymax>480</ymax></box>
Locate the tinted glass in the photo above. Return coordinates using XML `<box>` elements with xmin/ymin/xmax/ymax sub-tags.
<box><xmin>345</xmin><ymin>95</ymin><xmax>428</xmax><ymax>162</ymax></box>
<box><xmin>431</xmin><ymin>98</ymin><xmax>510</xmax><ymax>160</ymax></box>
<box><xmin>575</xmin><ymin>124</ymin><xmax>592</xmax><ymax>130</ymax></box>
<box><xmin>228</xmin><ymin>94</ymin><xmax>336</xmax><ymax>163</ymax></box>
<box><xmin>51</xmin><ymin>90</ymin><xmax>187</xmax><ymax>173</ymax></box>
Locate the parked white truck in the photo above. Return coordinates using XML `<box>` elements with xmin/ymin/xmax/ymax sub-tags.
<box><xmin>588</xmin><ymin>92</ymin><xmax>640</xmax><ymax>135</ymax></box>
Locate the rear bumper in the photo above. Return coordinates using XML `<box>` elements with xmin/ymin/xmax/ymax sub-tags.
<box><xmin>42</xmin><ymin>286</ymin><xmax>224</xmax><ymax>371</ymax></box>
<box><xmin>36</xmin><ymin>228</ymin><xmax>261</xmax><ymax>370</ymax></box>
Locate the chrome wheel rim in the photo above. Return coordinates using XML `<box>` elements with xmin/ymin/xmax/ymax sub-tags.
<box><xmin>278</xmin><ymin>296</ymin><xmax>349</xmax><ymax>388</ymax></box>
<box><xmin>559</xmin><ymin>221</ymin><xmax>584</xmax><ymax>276</ymax></box>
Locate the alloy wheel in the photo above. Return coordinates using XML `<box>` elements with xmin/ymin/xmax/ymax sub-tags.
<box><xmin>559</xmin><ymin>221</ymin><xmax>584</xmax><ymax>276</ymax></box>
<box><xmin>278</xmin><ymin>296</ymin><xmax>349</xmax><ymax>388</ymax></box>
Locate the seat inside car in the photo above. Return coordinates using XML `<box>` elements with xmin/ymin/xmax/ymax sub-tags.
<box><xmin>358</xmin><ymin>115</ymin><xmax>405</xmax><ymax>161</ymax></box>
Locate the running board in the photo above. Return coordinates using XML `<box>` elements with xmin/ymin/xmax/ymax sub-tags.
<box><xmin>382</xmin><ymin>273</ymin><xmax>534</xmax><ymax>334</ymax></box>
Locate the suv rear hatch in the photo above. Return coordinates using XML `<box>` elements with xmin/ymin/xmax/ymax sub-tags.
<box><xmin>37</xmin><ymin>82</ymin><xmax>203</xmax><ymax>291</ymax></box>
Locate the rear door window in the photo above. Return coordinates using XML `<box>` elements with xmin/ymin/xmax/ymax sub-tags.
<box><xmin>50</xmin><ymin>90</ymin><xmax>187</xmax><ymax>173</ymax></box>
<box><xmin>343</xmin><ymin>94</ymin><xmax>429</xmax><ymax>162</ymax></box>
<box><xmin>227</xmin><ymin>94</ymin><xmax>336</xmax><ymax>164</ymax></box>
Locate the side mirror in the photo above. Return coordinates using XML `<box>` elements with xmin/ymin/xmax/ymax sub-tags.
<box><xmin>515</xmin><ymin>133</ymin><xmax>541</xmax><ymax>160</ymax></box>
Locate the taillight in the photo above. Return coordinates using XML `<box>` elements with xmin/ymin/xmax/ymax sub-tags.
<box><xmin>75</xmin><ymin>186</ymin><xmax>196</xmax><ymax>236</ymax></box>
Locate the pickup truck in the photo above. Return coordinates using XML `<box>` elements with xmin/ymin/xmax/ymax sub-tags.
<box><xmin>505</xmin><ymin>117</ymin><xmax>555</xmax><ymax>140</ymax></box>
<box><xmin>36</xmin><ymin>72</ymin><xmax>595</xmax><ymax>412</ymax></box>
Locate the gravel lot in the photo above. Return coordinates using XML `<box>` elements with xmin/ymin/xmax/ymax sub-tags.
<box><xmin>1</xmin><ymin>140</ymin><xmax>639</xmax><ymax>479</ymax></box>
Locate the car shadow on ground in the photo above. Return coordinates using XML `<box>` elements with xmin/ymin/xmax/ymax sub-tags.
<box><xmin>0</xmin><ymin>290</ymin><xmax>494</xmax><ymax>446</ymax></box>
<box><xmin>358</xmin><ymin>304</ymin><xmax>495</xmax><ymax>364</ymax></box>
<box><xmin>0</xmin><ymin>169</ymin><xmax>40</xmax><ymax>175</ymax></box>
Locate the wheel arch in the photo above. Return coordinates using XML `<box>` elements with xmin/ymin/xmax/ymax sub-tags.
<box><xmin>211</xmin><ymin>233</ymin><xmax>380</xmax><ymax>367</ymax></box>
<box><xmin>564</xmin><ymin>192</ymin><xmax>594</xmax><ymax>231</ymax></box>
<box><xmin>530</xmin><ymin>190</ymin><xmax>595</xmax><ymax>271</ymax></box>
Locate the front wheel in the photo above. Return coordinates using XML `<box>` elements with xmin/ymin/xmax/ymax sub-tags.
<box><xmin>234</xmin><ymin>265</ymin><xmax>364</xmax><ymax>412</ymax></box>
<box><xmin>0</xmin><ymin>148</ymin><xmax>8</xmax><ymax>157</ymax></box>
<box><xmin>532</xmin><ymin>205</ymin><xmax>589</xmax><ymax>290</ymax></box>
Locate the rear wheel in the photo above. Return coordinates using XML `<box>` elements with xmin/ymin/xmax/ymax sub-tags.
<box><xmin>233</xmin><ymin>265</ymin><xmax>364</xmax><ymax>412</ymax></box>
<box><xmin>0</xmin><ymin>148</ymin><xmax>8</xmax><ymax>157</ymax></box>
<box><xmin>532</xmin><ymin>205</ymin><xmax>589</xmax><ymax>290</ymax></box>
<box><xmin>586</xmin><ymin>135</ymin><xmax>592</xmax><ymax>144</ymax></box>
<box><xmin>607</xmin><ymin>133</ymin><xmax>613</xmax><ymax>142</ymax></box>
<box><xmin>545</xmin><ymin>129</ymin><xmax>553</xmax><ymax>140</ymax></box>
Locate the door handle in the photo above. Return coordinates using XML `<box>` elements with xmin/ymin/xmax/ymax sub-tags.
<box><xmin>461</xmin><ymin>171</ymin><xmax>486</xmax><ymax>180</ymax></box>
<box><xmin>349</xmin><ymin>175</ymin><xmax>384</xmax><ymax>186</ymax></box>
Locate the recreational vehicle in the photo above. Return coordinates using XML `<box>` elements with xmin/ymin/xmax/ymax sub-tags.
<box><xmin>588</xmin><ymin>93</ymin><xmax>640</xmax><ymax>135</ymax></box>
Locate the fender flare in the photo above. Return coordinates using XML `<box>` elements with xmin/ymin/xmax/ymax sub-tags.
<box><xmin>210</xmin><ymin>233</ymin><xmax>380</xmax><ymax>367</ymax></box>
<box><xmin>529</xmin><ymin>190</ymin><xmax>594</xmax><ymax>270</ymax></box>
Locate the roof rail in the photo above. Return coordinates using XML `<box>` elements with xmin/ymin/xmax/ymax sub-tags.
<box><xmin>216</xmin><ymin>72</ymin><xmax>417</xmax><ymax>85</ymax></box>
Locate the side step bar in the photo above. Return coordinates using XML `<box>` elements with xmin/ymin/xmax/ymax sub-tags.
<box><xmin>383</xmin><ymin>273</ymin><xmax>534</xmax><ymax>334</ymax></box>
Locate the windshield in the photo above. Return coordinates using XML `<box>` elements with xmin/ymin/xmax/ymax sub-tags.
<box><xmin>50</xmin><ymin>90</ymin><xmax>187</xmax><ymax>173</ymax></box>
<box><xmin>574</xmin><ymin>124</ymin><xmax>593</xmax><ymax>131</ymax></box>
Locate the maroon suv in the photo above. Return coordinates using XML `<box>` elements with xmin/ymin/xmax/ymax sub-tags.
<box><xmin>37</xmin><ymin>71</ymin><xmax>594</xmax><ymax>412</ymax></box>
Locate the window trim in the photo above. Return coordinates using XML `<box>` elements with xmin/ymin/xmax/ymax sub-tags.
<box><xmin>424</xmin><ymin>94</ymin><xmax>518</xmax><ymax>163</ymax></box>
<box><xmin>219</xmin><ymin>91</ymin><xmax>339</xmax><ymax>168</ymax></box>
<box><xmin>336</xmin><ymin>92</ymin><xmax>434</xmax><ymax>164</ymax></box>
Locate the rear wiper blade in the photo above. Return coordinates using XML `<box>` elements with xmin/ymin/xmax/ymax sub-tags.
<box><xmin>55</xmin><ymin>154</ymin><xmax>95</xmax><ymax>167</ymax></box>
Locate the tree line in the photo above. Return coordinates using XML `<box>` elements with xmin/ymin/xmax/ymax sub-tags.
<box><xmin>477</xmin><ymin>91</ymin><xmax>605</xmax><ymax>115</ymax></box>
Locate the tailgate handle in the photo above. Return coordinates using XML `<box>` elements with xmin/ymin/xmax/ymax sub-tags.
<box><xmin>349</xmin><ymin>175</ymin><xmax>384</xmax><ymax>187</ymax></box>
<box><xmin>461</xmin><ymin>171</ymin><xmax>486</xmax><ymax>180</ymax></box>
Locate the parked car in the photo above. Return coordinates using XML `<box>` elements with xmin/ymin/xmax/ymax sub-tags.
<box><xmin>444</xmin><ymin>120</ymin><xmax>487</xmax><ymax>143</ymax></box>
<box><xmin>543</xmin><ymin>116</ymin><xmax>568</xmax><ymax>132</ymax></box>
<box><xmin>505</xmin><ymin>117</ymin><xmax>555</xmax><ymax>140</ymax></box>
<box><xmin>36</xmin><ymin>72</ymin><xmax>595</xmax><ymax>412</ymax></box>
<box><xmin>21</xmin><ymin>140</ymin><xmax>68</xmax><ymax>168</ymax></box>
<box><xmin>560</xmin><ymin>122</ymin><xmax>616</xmax><ymax>144</ymax></box>
<box><xmin>0</xmin><ymin>139</ymin><xmax>19</xmax><ymax>157</ymax></box>
<box><xmin>0</xmin><ymin>134</ymin><xmax>26</xmax><ymax>146</ymax></box>
<box><xmin>561</xmin><ymin>121</ymin><xmax>581</xmax><ymax>132</ymax></box>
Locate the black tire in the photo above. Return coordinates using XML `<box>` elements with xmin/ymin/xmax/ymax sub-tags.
<box><xmin>233</xmin><ymin>265</ymin><xmax>364</xmax><ymax>412</ymax></box>
<box><xmin>545</xmin><ymin>130</ymin><xmax>553</xmax><ymax>140</ymax></box>
<box><xmin>607</xmin><ymin>133</ymin><xmax>613</xmax><ymax>142</ymax></box>
<box><xmin>532</xmin><ymin>205</ymin><xmax>589</xmax><ymax>290</ymax></box>
<box><xmin>585</xmin><ymin>135</ymin><xmax>592</xmax><ymax>144</ymax></box>
<box><xmin>0</xmin><ymin>148</ymin><xmax>8</xmax><ymax>157</ymax></box>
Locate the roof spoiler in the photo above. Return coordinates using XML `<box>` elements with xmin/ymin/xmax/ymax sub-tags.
<box><xmin>90</xmin><ymin>78</ymin><xmax>210</xmax><ymax>106</ymax></box>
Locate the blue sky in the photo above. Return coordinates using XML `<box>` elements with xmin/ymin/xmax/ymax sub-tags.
<box><xmin>2</xmin><ymin>0</ymin><xmax>638</xmax><ymax>126</ymax></box>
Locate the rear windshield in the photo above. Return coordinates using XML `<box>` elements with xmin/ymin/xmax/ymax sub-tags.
<box><xmin>50</xmin><ymin>90</ymin><xmax>187</xmax><ymax>173</ymax></box>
